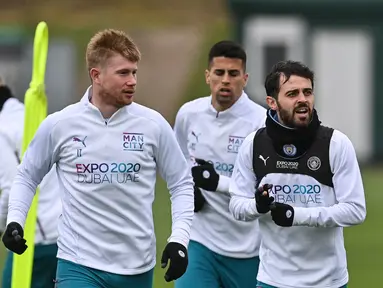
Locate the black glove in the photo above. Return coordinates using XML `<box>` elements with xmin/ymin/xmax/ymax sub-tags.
<box><xmin>191</xmin><ymin>159</ymin><xmax>219</xmax><ymax>191</ymax></box>
<box><xmin>270</xmin><ymin>202</ymin><xmax>295</xmax><ymax>227</ymax></box>
<box><xmin>194</xmin><ymin>186</ymin><xmax>206</xmax><ymax>212</ymax></box>
<box><xmin>161</xmin><ymin>242</ymin><xmax>188</xmax><ymax>282</ymax></box>
<box><xmin>2</xmin><ymin>222</ymin><xmax>28</xmax><ymax>255</ymax></box>
<box><xmin>255</xmin><ymin>184</ymin><xmax>274</xmax><ymax>214</ymax></box>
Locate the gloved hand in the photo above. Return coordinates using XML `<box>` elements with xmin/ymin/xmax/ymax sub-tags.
<box><xmin>2</xmin><ymin>222</ymin><xmax>28</xmax><ymax>255</ymax></box>
<box><xmin>161</xmin><ymin>242</ymin><xmax>188</xmax><ymax>282</ymax></box>
<box><xmin>270</xmin><ymin>202</ymin><xmax>294</xmax><ymax>227</ymax></box>
<box><xmin>191</xmin><ymin>159</ymin><xmax>219</xmax><ymax>191</ymax></box>
<box><xmin>194</xmin><ymin>186</ymin><xmax>206</xmax><ymax>212</ymax></box>
<box><xmin>255</xmin><ymin>184</ymin><xmax>274</xmax><ymax>214</ymax></box>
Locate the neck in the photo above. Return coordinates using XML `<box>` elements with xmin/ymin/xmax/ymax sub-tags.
<box><xmin>212</xmin><ymin>101</ymin><xmax>231</xmax><ymax>112</ymax></box>
<box><xmin>212</xmin><ymin>94</ymin><xmax>241</xmax><ymax>112</ymax></box>
<box><xmin>90</xmin><ymin>89</ymin><xmax>119</xmax><ymax>119</ymax></box>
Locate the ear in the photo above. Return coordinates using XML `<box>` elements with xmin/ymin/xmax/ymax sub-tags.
<box><xmin>205</xmin><ymin>69</ymin><xmax>210</xmax><ymax>84</ymax></box>
<box><xmin>89</xmin><ymin>68</ymin><xmax>101</xmax><ymax>84</ymax></box>
<box><xmin>266</xmin><ymin>96</ymin><xmax>278</xmax><ymax>110</ymax></box>
<box><xmin>243</xmin><ymin>73</ymin><xmax>249</xmax><ymax>88</ymax></box>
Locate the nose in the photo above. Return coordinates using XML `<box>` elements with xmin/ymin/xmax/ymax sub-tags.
<box><xmin>126</xmin><ymin>74</ymin><xmax>137</xmax><ymax>86</ymax></box>
<box><xmin>221</xmin><ymin>72</ymin><xmax>230</xmax><ymax>84</ymax></box>
<box><xmin>297</xmin><ymin>91</ymin><xmax>306</xmax><ymax>102</ymax></box>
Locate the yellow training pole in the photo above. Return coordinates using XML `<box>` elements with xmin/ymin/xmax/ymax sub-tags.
<box><xmin>11</xmin><ymin>21</ymin><xmax>49</xmax><ymax>288</ymax></box>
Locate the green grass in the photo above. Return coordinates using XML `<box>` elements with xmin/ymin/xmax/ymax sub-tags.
<box><xmin>344</xmin><ymin>167</ymin><xmax>383</xmax><ymax>286</ymax></box>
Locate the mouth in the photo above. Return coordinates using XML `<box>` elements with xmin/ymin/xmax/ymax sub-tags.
<box><xmin>219</xmin><ymin>88</ymin><xmax>232</xmax><ymax>96</ymax></box>
<box><xmin>123</xmin><ymin>90</ymin><xmax>135</xmax><ymax>98</ymax></box>
<box><xmin>294</xmin><ymin>107</ymin><xmax>310</xmax><ymax>118</ymax></box>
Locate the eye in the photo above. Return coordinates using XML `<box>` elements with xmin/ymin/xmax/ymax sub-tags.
<box><xmin>287</xmin><ymin>91</ymin><xmax>298</xmax><ymax>97</ymax></box>
<box><xmin>229</xmin><ymin>71</ymin><xmax>240</xmax><ymax>77</ymax></box>
<box><xmin>214</xmin><ymin>70</ymin><xmax>224</xmax><ymax>76</ymax></box>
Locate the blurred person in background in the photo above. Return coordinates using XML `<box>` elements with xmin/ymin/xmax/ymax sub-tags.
<box><xmin>0</xmin><ymin>79</ymin><xmax>61</xmax><ymax>288</ymax></box>
<box><xmin>2</xmin><ymin>29</ymin><xmax>194</xmax><ymax>288</ymax></box>
<box><xmin>174</xmin><ymin>40</ymin><xmax>266</xmax><ymax>288</ymax></box>
<box><xmin>229</xmin><ymin>60</ymin><xmax>366</xmax><ymax>288</ymax></box>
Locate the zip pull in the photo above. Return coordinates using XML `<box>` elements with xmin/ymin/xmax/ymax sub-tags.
<box><xmin>216</xmin><ymin>111</ymin><xmax>219</xmax><ymax>118</ymax></box>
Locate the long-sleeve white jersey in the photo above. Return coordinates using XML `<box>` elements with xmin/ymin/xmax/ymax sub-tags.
<box><xmin>0</xmin><ymin>98</ymin><xmax>60</xmax><ymax>245</ymax></box>
<box><xmin>229</xmin><ymin>129</ymin><xmax>366</xmax><ymax>288</ymax></box>
<box><xmin>6</xmin><ymin>87</ymin><xmax>194</xmax><ymax>275</ymax></box>
<box><xmin>174</xmin><ymin>92</ymin><xmax>266</xmax><ymax>258</ymax></box>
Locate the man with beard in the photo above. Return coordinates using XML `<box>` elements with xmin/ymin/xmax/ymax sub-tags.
<box><xmin>174</xmin><ymin>40</ymin><xmax>266</xmax><ymax>288</ymax></box>
<box><xmin>2</xmin><ymin>29</ymin><xmax>194</xmax><ymax>287</ymax></box>
<box><xmin>229</xmin><ymin>60</ymin><xmax>366</xmax><ymax>288</ymax></box>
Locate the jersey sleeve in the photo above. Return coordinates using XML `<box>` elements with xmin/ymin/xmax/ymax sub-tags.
<box><xmin>156</xmin><ymin>116</ymin><xmax>194</xmax><ymax>248</ymax></box>
<box><xmin>229</xmin><ymin>132</ymin><xmax>261</xmax><ymax>221</ymax></box>
<box><xmin>293</xmin><ymin>130</ymin><xmax>366</xmax><ymax>227</ymax></box>
<box><xmin>0</xmin><ymin>135</ymin><xmax>19</xmax><ymax>230</ymax></box>
<box><xmin>173</xmin><ymin>107</ymin><xmax>190</xmax><ymax>161</ymax></box>
<box><xmin>7</xmin><ymin>115</ymin><xmax>59</xmax><ymax>228</ymax></box>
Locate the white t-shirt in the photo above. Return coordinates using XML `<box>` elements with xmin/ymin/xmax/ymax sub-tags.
<box><xmin>229</xmin><ymin>128</ymin><xmax>366</xmax><ymax>288</ymax></box>
<box><xmin>6</xmin><ymin>87</ymin><xmax>194</xmax><ymax>275</ymax></box>
<box><xmin>174</xmin><ymin>92</ymin><xmax>266</xmax><ymax>258</ymax></box>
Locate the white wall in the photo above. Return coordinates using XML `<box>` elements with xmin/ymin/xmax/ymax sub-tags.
<box><xmin>243</xmin><ymin>16</ymin><xmax>307</xmax><ymax>106</ymax></box>
<box><xmin>312</xmin><ymin>29</ymin><xmax>373</xmax><ymax>161</ymax></box>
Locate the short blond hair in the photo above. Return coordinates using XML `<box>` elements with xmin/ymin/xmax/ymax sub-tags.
<box><xmin>86</xmin><ymin>29</ymin><xmax>141</xmax><ymax>71</ymax></box>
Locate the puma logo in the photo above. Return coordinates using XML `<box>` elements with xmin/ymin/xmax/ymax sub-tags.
<box><xmin>73</xmin><ymin>136</ymin><xmax>87</xmax><ymax>147</ymax></box>
<box><xmin>259</xmin><ymin>155</ymin><xmax>269</xmax><ymax>166</ymax></box>
<box><xmin>191</xmin><ymin>131</ymin><xmax>201</xmax><ymax>142</ymax></box>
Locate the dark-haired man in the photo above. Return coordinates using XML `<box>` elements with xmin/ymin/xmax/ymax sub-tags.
<box><xmin>174</xmin><ymin>40</ymin><xmax>266</xmax><ymax>288</ymax></box>
<box><xmin>230</xmin><ymin>60</ymin><xmax>366</xmax><ymax>288</ymax></box>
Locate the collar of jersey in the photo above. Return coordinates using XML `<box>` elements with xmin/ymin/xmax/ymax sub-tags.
<box><xmin>80</xmin><ymin>86</ymin><xmax>132</xmax><ymax>121</ymax></box>
<box><xmin>208</xmin><ymin>91</ymin><xmax>248</xmax><ymax>117</ymax></box>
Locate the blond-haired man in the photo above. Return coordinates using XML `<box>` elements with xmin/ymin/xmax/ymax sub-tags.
<box><xmin>2</xmin><ymin>29</ymin><xmax>194</xmax><ymax>288</ymax></box>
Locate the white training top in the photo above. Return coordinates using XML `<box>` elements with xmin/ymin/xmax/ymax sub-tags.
<box><xmin>6</xmin><ymin>87</ymin><xmax>194</xmax><ymax>275</ymax></box>
<box><xmin>174</xmin><ymin>92</ymin><xmax>266</xmax><ymax>258</ymax></box>
<box><xmin>0</xmin><ymin>98</ymin><xmax>60</xmax><ymax>245</ymax></box>
<box><xmin>229</xmin><ymin>129</ymin><xmax>367</xmax><ymax>288</ymax></box>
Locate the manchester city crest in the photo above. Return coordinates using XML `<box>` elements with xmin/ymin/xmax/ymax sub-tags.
<box><xmin>307</xmin><ymin>156</ymin><xmax>321</xmax><ymax>171</ymax></box>
<box><xmin>283</xmin><ymin>144</ymin><xmax>297</xmax><ymax>157</ymax></box>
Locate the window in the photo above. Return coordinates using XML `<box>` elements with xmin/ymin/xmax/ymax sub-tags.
<box><xmin>263</xmin><ymin>44</ymin><xmax>287</xmax><ymax>78</ymax></box>
<box><xmin>243</xmin><ymin>17</ymin><xmax>307</xmax><ymax>105</ymax></box>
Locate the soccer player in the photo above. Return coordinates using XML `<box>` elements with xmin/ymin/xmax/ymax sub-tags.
<box><xmin>229</xmin><ymin>60</ymin><xmax>366</xmax><ymax>288</ymax></box>
<box><xmin>0</xmin><ymin>82</ymin><xmax>61</xmax><ymax>288</ymax></box>
<box><xmin>2</xmin><ymin>29</ymin><xmax>194</xmax><ymax>288</ymax></box>
<box><xmin>174</xmin><ymin>40</ymin><xmax>266</xmax><ymax>288</ymax></box>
